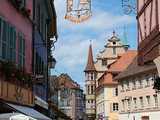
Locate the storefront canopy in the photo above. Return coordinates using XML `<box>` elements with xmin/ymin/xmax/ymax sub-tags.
<box><xmin>0</xmin><ymin>113</ymin><xmax>36</xmax><ymax>120</ymax></box>
<box><xmin>6</xmin><ymin>103</ymin><xmax>51</xmax><ymax>120</ymax></box>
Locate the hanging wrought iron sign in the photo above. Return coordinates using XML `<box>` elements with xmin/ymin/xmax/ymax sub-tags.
<box><xmin>65</xmin><ymin>0</ymin><xmax>92</xmax><ymax>23</ymax></box>
<box><xmin>122</xmin><ymin>0</ymin><xmax>136</xmax><ymax>15</ymax></box>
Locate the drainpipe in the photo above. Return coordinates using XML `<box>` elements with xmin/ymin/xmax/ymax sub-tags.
<box><xmin>32</xmin><ymin>0</ymin><xmax>36</xmax><ymax>104</ymax></box>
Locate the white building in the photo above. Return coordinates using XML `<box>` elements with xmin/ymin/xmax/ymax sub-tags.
<box><xmin>116</xmin><ymin>56</ymin><xmax>160</xmax><ymax>120</ymax></box>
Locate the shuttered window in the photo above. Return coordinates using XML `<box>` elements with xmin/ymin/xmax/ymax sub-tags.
<box><xmin>18</xmin><ymin>33</ymin><xmax>25</xmax><ymax>68</ymax></box>
<box><xmin>8</xmin><ymin>25</ymin><xmax>16</xmax><ymax>62</ymax></box>
<box><xmin>0</xmin><ymin>18</ymin><xmax>2</xmax><ymax>59</ymax></box>
<box><xmin>0</xmin><ymin>18</ymin><xmax>16</xmax><ymax>62</ymax></box>
<box><xmin>2</xmin><ymin>20</ymin><xmax>8</xmax><ymax>60</ymax></box>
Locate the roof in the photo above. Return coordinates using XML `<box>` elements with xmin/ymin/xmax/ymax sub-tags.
<box><xmin>108</xmin><ymin>50</ymin><xmax>137</xmax><ymax>72</ymax></box>
<box><xmin>58</xmin><ymin>74</ymin><xmax>80</xmax><ymax>89</ymax></box>
<box><xmin>97</xmin><ymin>50</ymin><xmax>137</xmax><ymax>88</ymax></box>
<box><xmin>115</xmin><ymin>56</ymin><xmax>157</xmax><ymax>80</ymax></box>
<box><xmin>84</xmin><ymin>44</ymin><xmax>96</xmax><ymax>72</ymax></box>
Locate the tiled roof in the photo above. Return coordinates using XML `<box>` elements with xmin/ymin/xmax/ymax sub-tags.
<box><xmin>58</xmin><ymin>74</ymin><xmax>80</xmax><ymax>89</ymax></box>
<box><xmin>115</xmin><ymin>56</ymin><xmax>157</xmax><ymax>80</ymax></box>
<box><xmin>84</xmin><ymin>44</ymin><xmax>96</xmax><ymax>72</ymax></box>
<box><xmin>108</xmin><ymin>50</ymin><xmax>137</xmax><ymax>72</ymax></box>
<box><xmin>97</xmin><ymin>50</ymin><xmax>137</xmax><ymax>87</ymax></box>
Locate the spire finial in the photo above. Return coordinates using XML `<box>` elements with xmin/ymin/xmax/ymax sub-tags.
<box><xmin>113</xmin><ymin>30</ymin><xmax>116</xmax><ymax>36</ymax></box>
<box><xmin>90</xmin><ymin>40</ymin><xmax>92</xmax><ymax>44</ymax></box>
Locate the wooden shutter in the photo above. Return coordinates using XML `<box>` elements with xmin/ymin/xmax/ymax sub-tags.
<box><xmin>2</xmin><ymin>21</ymin><xmax>8</xmax><ymax>60</ymax></box>
<box><xmin>18</xmin><ymin>33</ymin><xmax>25</xmax><ymax>68</ymax></box>
<box><xmin>0</xmin><ymin>17</ymin><xmax>2</xmax><ymax>59</ymax></box>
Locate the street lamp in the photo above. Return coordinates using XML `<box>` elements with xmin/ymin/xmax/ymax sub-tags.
<box><xmin>48</xmin><ymin>56</ymin><xmax>56</xmax><ymax>69</ymax></box>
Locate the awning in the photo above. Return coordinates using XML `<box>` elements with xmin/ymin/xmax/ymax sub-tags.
<box><xmin>0</xmin><ymin>113</ymin><xmax>37</xmax><ymax>120</ymax></box>
<box><xmin>6</xmin><ymin>103</ymin><xmax>51</xmax><ymax>120</ymax></box>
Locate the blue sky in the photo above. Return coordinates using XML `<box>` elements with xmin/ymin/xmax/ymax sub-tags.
<box><xmin>52</xmin><ymin>0</ymin><xmax>137</xmax><ymax>89</ymax></box>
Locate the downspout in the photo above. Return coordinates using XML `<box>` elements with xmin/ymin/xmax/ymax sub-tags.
<box><xmin>32</xmin><ymin>0</ymin><xmax>36</xmax><ymax>104</ymax></box>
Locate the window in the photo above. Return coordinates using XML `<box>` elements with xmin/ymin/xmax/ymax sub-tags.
<box><xmin>9</xmin><ymin>26</ymin><xmax>16</xmax><ymax>62</ymax></box>
<box><xmin>2</xmin><ymin>20</ymin><xmax>8</xmax><ymax>60</ymax></box>
<box><xmin>113</xmin><ymin>47</ymin><xmax>116</xmax><ymax>55</ymax></box>
<box><xmin>139</xmin><ymin>80</ymin><xmax>143</xmax><ymax>88</ymax></box>
<box><xmin>140</xmin><ymin>97</ymin><xmax>144</xmax><ymax>108</ymax></box>
<box><xmin>146</xmin><ymin>96</ymin><xmax>150</xmax><ymax>106</ymax></box>
<box><xmin>133</xmin><ymin>98</ymin><xmax>137</xmax><ymax>109</ymax></box>
<box><xmin>91</xmin><ymin>73</ymin><xmax>94</xmax><ymax>80</ymax></box>
<box><xmin>145</xmin><ymin>75</ymin><xmax>150</xmax><ymax>87</ymax></box>
<box><xmin>121</xmin><ymin>83</ymin><xmax>124</xmax><ymax>92</ymax></box>
<box><xmin>122</xmin><ymin>100</ymin><xmax>125</xmax><ymax>111</ymax></box>
<box><xmin>113</xmin><ymin>88</ymin><xmax>118</xmax><ymax>96</ymax></box>
<box><xmin>0</xmin><ymin>19</ymin><xmax>16</xmax><ymax>62</ymax></box>
<box><xmin>126</xmin><ymin>81</ymin><xmax>130</xmax><ymax>90</ymax></box>
<box><xmin>102</xmin><ymin>59</ymin><xmax>107</xmax><ymax>66</ymax></box>
<box><xmin>91</xmin><ymin>85</ymin><xmax>94</xmax><ymax>94</ymax></box>
<box><xmin>18</xmin><ymin>33</ymin><xmax>25</xmax><ymax>68</ymax></box>
<box><xmin>87</xmin><ymin>85</ymin><xmax>90</xmax><ymax>94</ymax></box>
<box><xmin>132</xmin><ymin>80</ymin><xmax>136</xmax><ymax>90</ymax></box>
<box><xmin>127</xmin><ymin>99</ymin><xmax>131</xmax><ymax>110</ymax></box>
<box><xmin>0</xmin><ymin>18</ymin><xmax>2</xmax><ymax>58</ymax></box>
<box><xmin>113</xmin><ymin>103</ymin><xmax>118</xmax><ymax>111</ymax></box>
<box><xmin>91</xmin><ymin>100</ymin><xmax>94</xmax><ymax>104</ymax></box>
<box><xmin>153</xmin><ymin>94</ymin><xmax>158</xmax><ymax>107</ymax></box>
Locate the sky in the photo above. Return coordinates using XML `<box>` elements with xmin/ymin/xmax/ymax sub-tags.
<box><xmin>52</xmin><ymin>0</ymin><xmax>137</xmax><ymax>89</ymax></box>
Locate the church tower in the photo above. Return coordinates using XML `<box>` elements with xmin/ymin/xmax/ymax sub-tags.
<box><xmin>84</xmin><ymin>44</ymin><xmax>96</xmax><ymax>120</ymax></box>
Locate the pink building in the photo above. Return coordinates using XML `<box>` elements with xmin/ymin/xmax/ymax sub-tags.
<box><xmin>0</xmin><ymin>0</ymin><xmax>33</xmax><ymax>73</ymax></box>
<box><xmin>0</xmin><ymin>0</ymin><xmax>35</xmax><ymax>117</ymax></box>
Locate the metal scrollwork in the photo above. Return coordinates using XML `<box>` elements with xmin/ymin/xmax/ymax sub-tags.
<box><xmin>122</xmin><ymin>0</ymin><xmax>137</xmax><ymax>15</ymax></box>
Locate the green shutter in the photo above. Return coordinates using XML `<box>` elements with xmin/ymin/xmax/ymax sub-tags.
<box><xmin>2</xmin><ymin>21</ymin><xmax>7</xmax><ymax>60</ymax></box>
<box><xmin>18</xmin><ymin>32</ymin><xmax>25</xmax><ymax>68</ymax></box>
<box><xmin>0</xmin><ymin>18</ymin><xmax>2</xmax><ymax>59</ymax></box>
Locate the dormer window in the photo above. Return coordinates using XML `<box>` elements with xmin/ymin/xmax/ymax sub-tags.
<box><xmin>102</xmin><ymin>59</ymin><xmax>107</xmax><ymax>66</ymax></box>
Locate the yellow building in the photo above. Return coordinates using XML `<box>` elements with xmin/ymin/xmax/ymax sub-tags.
<box><xmin>96</xmin><ymin>51</ymin><xmax>137</xmax><ymax>120</ymax></box>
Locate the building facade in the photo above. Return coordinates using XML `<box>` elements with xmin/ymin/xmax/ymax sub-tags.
<box><xmin>58</xmin><ymin>74</ymin><xmax>86</xmax><ymax>120</ymax></box>
<box><xmin>137</xmin><ymin>0</ymin><xmax>160</xmax><ymax>86</ymax></box>
<box><xmin>33</xmin><ymin>0</ymin><xmax>57</xmax><ymax>116</ymax></box>
<box><xmin>0</xmin><ymin>0</ymin><xmax>57</xmax><ymax>119</ymax></box>
<box><xmin>94</xmin><ymin>31</ymin><xmax>129</xmax><ymax>84</ymax></box>
<box><xmin>96</xmin><ymin>50</ymin><xmax>137</xmax><ymax>120</ymax></box>
<box><xmin>116</xmin><ymin>56</ymin><xmax>160</xmax><ymax>120</ymax></box>
<box><xmin>84</xmin><ymin>31</ymin><xmax>129</xmax><ymax>120</ymax></box>
<box><xmin>0</xmin><ymin>0</ymin><xmax>33</xmax><ymax>108</ymax></box>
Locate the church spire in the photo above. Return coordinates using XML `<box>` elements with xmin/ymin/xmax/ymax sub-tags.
<box><xmin>84</xmin><ymin>44</ymin><xmax>96</xmax><ymax>72</ymax></box>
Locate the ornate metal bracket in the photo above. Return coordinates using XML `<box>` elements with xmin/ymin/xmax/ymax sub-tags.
<box><xmin>122</xmin><ymin>0</ymin><xmax>137</xmax><ymax>15</ymax></box>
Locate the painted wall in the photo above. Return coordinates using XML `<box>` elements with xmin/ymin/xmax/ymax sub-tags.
<box><xmin>0</xmin><ymin>0</ymin><xmax>33</xmax><ymax>73</ymax></box>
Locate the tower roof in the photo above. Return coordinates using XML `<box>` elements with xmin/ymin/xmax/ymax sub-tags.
<box><xmin>84</xmin><ymin>44</ymin><xmax>96</xmax><ymax>72</ymax></box>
